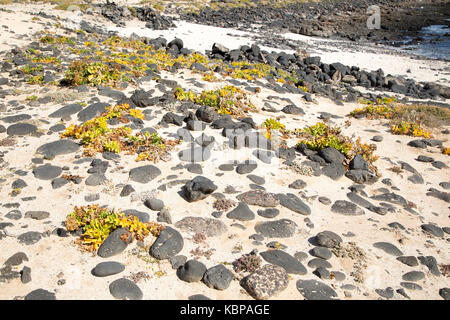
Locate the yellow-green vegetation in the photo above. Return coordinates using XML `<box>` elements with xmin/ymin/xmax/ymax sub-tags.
<box><xmin>221</xmin><ymin>61</ymin><xmax>304</xmax><ymax>88</ymax></box>
<box><xmin>262</xmin><ymin>118</ymin><xmax>286</xmax><ymax>140</ymax></box>
<box><xmin>296</xmin><ymin>122</ymin><xmax>353</xmax><ymax>155</ymax></box>
<box><xmin>64</xmin><ymin>60</ymin><xmax>126</xmax><ymax>87</ymax></box>
<box><xmin>61</xmin><ymin>103</ymin><xmax>179</xmax><ymax>161</ymax></box>
<box><xmin>349</xmin><ymin>97</ymin><xmax>397</xmax><ymax>119</ymax></box>
<box><xmin>64</xmin><ymin>204</ymin><xmax>165</xmax><ymax>252</ymax></box>
<box><xmin>21</xmin><ymin>64</ymin><xmax>43</xmax><ymax>75</ymax></box>
<box><xmin>40</xmin><ymin>35</ymin><xmax>76</xmax><ymax>45</ymax></box>
<box><xmin>9</xmin><ymin>188</ymin><xmax>21</xmax><ymax>196</ymax></box>
<box><xmin>26</xmin><ymin>95</ymin><xmax>38</xmax><ymax>101</ymax></box>
<box><xmin>391</xmin><ymin>121</ymin><xmax>431</xmax><ymax>138</ymax></box>
<box><xmin>21</xmin><ymin>32</ymin><xmax>305</xmax><ymax>90</ymax></box>
<box><xmin>295</xmin><ymin>122</ymin><xmax>379</xmax><ymax>174</ymax></box>
<box><xmin>349</xmin><ymin>97</ymin><xmax>448</xmax><ymax>138</ymax></box>
<box><xmin>25</xmin><ymin>74</ymin><xmax>44</xmax><ymax>85</ymax></box>
<box><xmin>442</xmin><ymin>147</ymin><xmax>450</xmax><ymax>156</ymax></box>
<box><xmin>174</xmin><ymin>85</ymin><xmax>256</xmax><ymax>117</ymax></box>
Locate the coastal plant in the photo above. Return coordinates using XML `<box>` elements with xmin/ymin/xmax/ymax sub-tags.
<box><xmin>64</xmin><ymin>60</ymin><xmax>124</xmax><ymax>86</ymax></box>
<box><xmin>262</xmin><ymin>118</ymin><xmax>286</xmax><ymax>140</ymax></box>
<box><xmin>350</xmin><ymin>99</ymin><xmax>449</xmax><ymax>138</ymax></box>
<box><xmin>65</xmin><ymin>204</ymin><xmax>164</xmax><ymax>251</ymax></box>
<box><xmin>25</xmin><ymin>74</ymin><xmax>44</xmax><ymax>85</ymax></box>
<box><xmin>295</xmin><ymin>122</ymin><xmax>353</xmax><ymax>155</ymax></box>
<box><xmin>295</xmin><ymin>122</ymin><xmax>379</xmax><ymax>174</ymax></box>
<box><xmin>61</xmin><ymin>104</ymin><xmax>179</xmax><ymax>160</ymax></box>
<box><xmin>391</xmin><ymin>121</ymin><xmax>431</xmax><ymax>138</ymax></box>
<box><xmin>174</xmin><ymin>85</ymin><xmax>256</xmax><ymax>117</ymax></box>
<box><xmin>21</xmin><ymin>64</ymin><xmax>43</xmax><ymax>75</ymax></box>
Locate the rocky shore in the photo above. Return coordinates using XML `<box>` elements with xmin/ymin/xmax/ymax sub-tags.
<box><xmin>178</xmin><ymin>0</ymin><xmax>450</xmax><ymax>43</ymax></box>
<box><xmin>0</xmin><ymin>1</ymin><xmax>449</xmax><ymax>301</ymax></box>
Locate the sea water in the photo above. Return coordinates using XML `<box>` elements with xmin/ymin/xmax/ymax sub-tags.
<box><xmin>401</xmin><ymin>22</ymin><xmax>450</xmax><ymax>61</ymax></box>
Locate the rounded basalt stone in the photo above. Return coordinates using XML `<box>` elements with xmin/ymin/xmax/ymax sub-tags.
<box><xmin>5</xmin><ymin>210</ymin><xmax>22</xmax><ymax>220</ymax></box>
<box><xmin>254</xmin><ymin>219</ymin><xmax>297</xmax><ymax>238</ymax></box>
<box><xmin>129</xmin><ymin>165</ymin><xmax>161</xmax><ymax>183</ymax></box>
<box><xmin>12</xmin><ymin>179</ymin><xmax>27</xmax><ymax>189</ymax></box>
<box><xmin>4</xmin><ymin>252</ymin><xmax>29</xmax><ymax>266</ymax></box>
<box><xmin>236</xmin><ymin>163</ymin><xmax>257</xmax><ymax>174</ymax></box>
<box><xmin>32</xmin><ymin>164</ymin><xmax>62</xmax><ymax>180</ymax></box>
<box><xmin>288</xmin><ymin>179</ymin><xmax>307</xmax><ymax>189</ymax></box>
<box><xmin>36</xmin><ymin>140</ymin><xmax>80</xmax><ymax>159</ymax></box>
<box><xmin>202</xmin><ymin>264</ymin><xmax>234</xmax><ymax>290</ymax></box>
<box><xmin>315</xmin><ymin>231</ymin><xmax>342</xmax><ymax>248</ymax></box>
<box><xmin>182</xmin><ymin>176</ymin><xmax>218</xmax><ymax>202</ymax></box>
<box><xmin>120</xmin><ymin>184</ymin><xmax>135</xmax><ymax>197</ymax></box>
<box><xmin>310</xmin><ymin>247</ymin><xmax>333</xmax><ymax>260</ymax></box>
<box><xmin>25</xmin><ymin>211</ymin><xmax>50</xmax><ymax>220</ymax></box>
<box><xmin>91</xmin><ymin>261</ymin><xmax>125</xmax><ymax>277</ymax></box>
<box><xmin>439</xmin><ymin>288</ymin><xmax>450</xmax><ymax>300</ymax></box>
<box><xmin>396</xmin><ymin>256</ymin><xmax>419</xmax><ymax>267</ymax></box>
<box><xmin>48</xmin><ymin>103</ymin><xmax>83</xmax><ymax>118</ymax></box>
<box><xmin>176</xmin><ymin>259</ymin><xmax>207</xmax><ymax>283</ymax></box>
<box><xmin>373</xmin><ymin>242</ymin><xmax>403</xmax><ymax>257</ymax></box>
<box><xmin>296</xmin><ymin>279</ymin><xmax>338</xmax><ymax>300</ymax></box>
<box><xmin>402</xmin><ymin>271</ymin><xmax>425</xmax><ymax>282</ymax></box>
<box><xmin>331</xmin><ymin>200</ymin><xmax>365</xmax><ymax>216</ymax></box>
<box><xmin>188</xmin><ymin>294</ymin><xmax>211</xmax><ymax>300</ymax></box>
<box><xmin>7</xmin><ymin>123</ymin><xmax>37</xmax><ymax>136</ymax></box>
<box><xmin>226</xmin><ymin>202</ymin><xmax>255</xmax><ymax>221</ymax></box>
<box><xmin>144</xmin><ymin>198</ymin><xmax>164</xmax><ymax>211</ymax></box>
<box><xmin>421</xmin><ymin>224</ymin><xmax>444</xmax><ymax>237</ymax></box>
<box><xmin>174</xmin><ymin>217</ymin><xmax>227</xmax><ymax>237</ymax></box>
<box><xmin>307</xmin><ymin>258</ymin><xmax>332</xmax><ymax>269</ymax></box>
<box><xmin>260</xmin><ymin>250</ymin><xmax>307</xmax><ymax>275</ymax></box>
<box><xmin>97</xmin><ymin>228</ymin><xmax>132</xmax><ymax>258</ymax></box>
<box><xmin>257</xmin><ymin>208</ymin><xmax>280</xmax><ymax>218</ymax></box>
<box><xmin>236</xmin><ymin>190</ymin><xmax>279</xmax><ymax>207</ymax></box>
<box><xmin>85</xmin><ymin>173</ymin><xmax>107</xmax><ymax>186</ymax></box>
<box><xmin>77</xmin><ymin>102</ymin><xmax>109</xmax><ymax>122</ymax></box>
<box><xmin>17</xmin><ymin>231</ymin><xmax>42</xmax><ymax>245</ymax></box>
<box><xmin>109</xmin><ymin>278</ymin><xmax>143</xmax><ymax>300</ymax></box>
<box><xmin>276</xmin><ymin>193</ymin><xmax>311</xmax><ymax>215</ymax></box>
<box><xmin>123</xmin><ymin>209</ymin><xmax>149</xmax><ymax>223</ymax></box>
<box><xmin>149</xmin><ymin>226</ymin><xmax>184</xmax><ymax>260</ymax></box>
<box><xmin>24</xmin><ymin>289</ymin><xmax>56</xmax><ymax>300</ymax></box>
<box><xmin>400</xmin><ymin>282</ymin><xmax>423</xmax><ymax>291</ymax></box>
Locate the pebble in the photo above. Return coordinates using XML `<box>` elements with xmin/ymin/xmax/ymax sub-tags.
<box><xmin>149</xmin><ymin>226</ymin><xmax>184</xmax><ymax>260</ymax></box>
<box><xmin>296</xmin><ymin>279</ymin><xmax>338</xmax><ymax>300</ymax></box>
<box><xmin>97</xmin><ymin>228</ymin><xmax>132</xmax><ymax>258</ymax></box>
<box><xmin>254</xmin><ymin>219</ymin><xmax>297</xmax><ymax>238</ymax></box>
<box><xmin>175</xmin><ymin>216</ymin><xmax>227</xmax><ymax>236</ymax></box>
<box><xmin>260</xmin><ymin>250</ymin><xmax>307</xmax><ymax>275</ymax></box>
<box><xmin>307</xmin><ymin>258</ymin><xmax>332</xmax><ymax>269</ymax></box>
<box><xmin>91</xmin><ymin>261</ymin><xmax>125</xmax><ymax>277</ymax></box>
<box><xmin>177</xmin><ymin>259</ymin><xmax>207</xmax><ymax>283</ymax></box>
<box><xmin>109</xmin><ymin>278</ymin><xmax>143</xmax><ymax>300</ymax></box>
<box><xmin>24</xmin><ymin>289</ymin><xmax>56</xmax><ymax>300</ymax></box>
<box><xmin>373</xmin><ymin>242</ymin><xmax>404</xmax><ymax>256</ymax></box>
<box><xmin>202</xmin><ymin>264</ymin><xmax>234</xmax><ymax>290</ymax></box>
<box><xmin>310</xmin><ymin>247</ymin><xmax>333</xmax><ymax>260</ymax></box>
<box><xmin>226</xmin><ymin>202</ymin><xmax>255</xmax><ymax>221</ymax></box>
<box><xmin>402</xmin><ymin>271</ymin><xmax>425</xmax><ymax>282</ymax></box>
